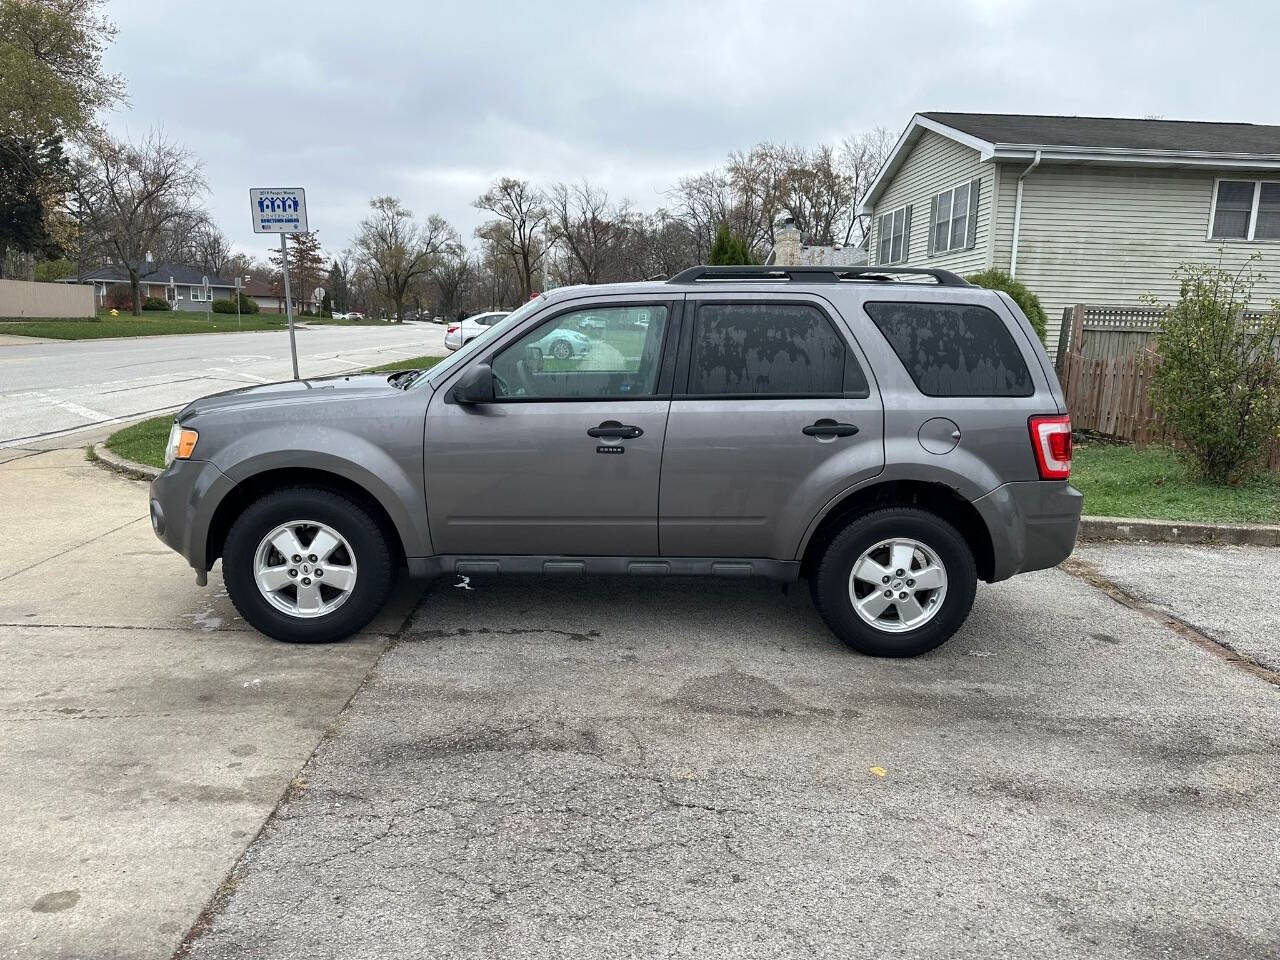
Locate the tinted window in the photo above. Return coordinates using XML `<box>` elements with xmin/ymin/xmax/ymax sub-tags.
<box><xmin>688</xmin><ymin>303</ymin><xmax>866</xmax><ymax>397</ymax></box>
<box><xmin>864</xmin><ymin>301</ymin><xmax>1032</xmax><ymax>397</ymax></box>
<box><xmin>492</xmin><ymin>304</ymin><xmax>668</xmax><ymax>400</ymax></box>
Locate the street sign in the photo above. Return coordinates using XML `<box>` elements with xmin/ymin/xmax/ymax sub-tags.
<box><xmin>250</xmin><ymin>187</ymin><xmax>308</xmax><ymax>233</ymax></box>
<box><xmin>313</xmin><ymin>287</ymin><xmax>325</xmax><ymax>302</ymax></box>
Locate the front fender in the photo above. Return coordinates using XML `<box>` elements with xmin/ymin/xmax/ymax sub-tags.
<box><xmin>209</xmin><ymin>424</ymin><xmax>431</xmax><ymax>557</ymax></box>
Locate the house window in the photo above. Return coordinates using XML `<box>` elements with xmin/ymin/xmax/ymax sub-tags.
<box><xmin>875</xmin><ymin>205</ymin><xmax>911</xmax><ymax>265</ymax></box>
<box><xmin>190</xmin><ymin>285</ymin><xmax>205</xmax><ymax>302</ymax></box>
<box><xmin>1210</xmin><ymin>179</ymin><xmax>1280</xmax><ymax>240</ymax></box>
<box><xmin>930</xmin><ymin>180</ymin><xmax>978</xmax><ymax>255</ymax></box>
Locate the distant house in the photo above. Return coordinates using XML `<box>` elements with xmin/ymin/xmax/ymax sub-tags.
<box><xmin>61</xmin><ymin>262</ymin><xmax>242</xmax><ymax>311</ymax></box>
<box><xmin>240</xmin><ymin>277</ymin><xmax>319</xmax><ymax>314</ymax></box>
<box><xmin>770</xmin><ymin>218</ymin><xmax>869</xmax><ymax>267</ymax></box>
<box><xmin>861</xmin><ymin>112</ymin><xmax>1280</xmax><ymax>351</ymax></box>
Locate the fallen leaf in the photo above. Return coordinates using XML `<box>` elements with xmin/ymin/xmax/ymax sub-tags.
<box><xmin>870</xmin><ymin>766</ymin><xmax>887</xmax><ymax>778</ymax></box>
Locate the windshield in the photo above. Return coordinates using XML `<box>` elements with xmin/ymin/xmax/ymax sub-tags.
<box><xmin>416</xmin><ymin>297</ymin><xmax>545</xmax><ymax>387</ymax></box>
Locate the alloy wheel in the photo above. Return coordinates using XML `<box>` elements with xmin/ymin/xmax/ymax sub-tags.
<box><xmin>847</xmin><ymin>537</ymin><xmax>948</xmax><ymax>633</ymax></box>
<box><xmin>253</xmin><ymin>520</ymin><xmax>358</xmax><ymax>619</ymax></box>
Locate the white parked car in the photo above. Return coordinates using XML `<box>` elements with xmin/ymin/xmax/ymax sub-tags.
<box><xmin>331</xmin><ymin>311</ymin><xmax>349</xmax><ymax>320</ymax></box>
<box><xmin>444</xmin><ymin>311</ymin><xmax>509</xmax><ymax>351</ymax></box>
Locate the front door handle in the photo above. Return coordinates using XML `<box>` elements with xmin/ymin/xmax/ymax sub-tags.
<box><xmin>802</xmin><ymin>419</ymin><xmax>859</xmax><ymax>438</ymax></box>
<box><xmin>588</xmin><ymin>420</ymin><xmax>643</xmax><ymax>440</ymax></box>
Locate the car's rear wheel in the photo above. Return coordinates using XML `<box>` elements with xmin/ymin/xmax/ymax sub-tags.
<box><xmin>810</xmin><ymin>507</ymin><xmax>976</xmax><ymax>657</ymax></box>
<box><xmin>551</xmin><ymin>339</ymin><xmax>573</xmax><ymax>360</ymax></box>
<box><xmin>223</xmin><ymin>487</ymin><xmax>394</xmax><ymax>643</ymax></box>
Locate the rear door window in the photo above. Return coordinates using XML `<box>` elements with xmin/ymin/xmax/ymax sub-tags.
<box><xmin>863</xmin><ymin>301</ymin><xmax>1032</xmax><ymax>397</ymax></box>
<box><xmin>687</xmin><ymin>302</ymin><xmax>868</xmax><ymax>397</ymax></box>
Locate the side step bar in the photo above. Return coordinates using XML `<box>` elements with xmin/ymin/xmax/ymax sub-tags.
<box><xmin>407</xmin><ymin>555</ymin><xmax>800</xmax><ymax>582</ymax></box>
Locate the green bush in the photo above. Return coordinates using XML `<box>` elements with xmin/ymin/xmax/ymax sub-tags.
<box><xmin>1147</xmin><ymin>259</ymin><xmax>1280</xmax><ymax>484</ymax></box>
<box><xmin>966</xmin><ymin>269</ymin><xmax>1048</xmax><ymax>343</ymax></box>
<box><xmin>237</xmin><ymin>293</ymin><xmax>260</xmax><ymax>314</ymax></box>
<box><xmin>142</xmin><ymin>296</ymin><xmax>170</xmax><ymax>311</ymax></box>
<box><xmin>709</xmin><ymin>224</ymin><xmax>754</xmax><ymax>265</ymax></box>
<box><xmin>211</xmin><ymin>298</ymin><xmax>237</xmax><ymax>313</ymax></box>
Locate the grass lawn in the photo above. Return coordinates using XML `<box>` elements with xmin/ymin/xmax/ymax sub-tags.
<box><xmin>0</xmin><ymin>310</ymin><xmax>287</xmax><ymax>339</ymax></box>
<box><xmin>363</xmin><ymin>355</ymin><xmax>445</xmax><ymax>373</ymax></box>
<box><xmin>1073</xmin><ymin>441</ymin><xmax>1280</xmax><ymax>524</ymax></box>
<box><xmin>104</xmin><ymin>415</ymin><xmax>172</xmax><ymax>469</ymax></box>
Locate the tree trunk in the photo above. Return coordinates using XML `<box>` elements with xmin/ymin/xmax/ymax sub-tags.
<box><xmin>129</xmin><ymin>271</ymin><xmax>142</xmax><ymax>316</ymax></box>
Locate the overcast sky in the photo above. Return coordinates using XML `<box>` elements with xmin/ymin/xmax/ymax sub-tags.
<box><xmin>101</xmin><ymin>0</ymin><xmax>1279</xmax><ymax>265</ymax></box>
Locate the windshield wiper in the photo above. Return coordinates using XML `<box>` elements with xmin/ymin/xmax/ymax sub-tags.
<box><xmin>387</xmin><ymin>369</ymin><xmax>420</xmax><ymax>389</ymax></box>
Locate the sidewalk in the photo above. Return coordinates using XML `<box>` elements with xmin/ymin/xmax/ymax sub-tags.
<box><xmin>0</xmin><ymin>432</ymin><xmax>420</xmax><ymax>959</ymax></box>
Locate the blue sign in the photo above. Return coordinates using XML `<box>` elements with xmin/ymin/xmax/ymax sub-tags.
<box><xmin>250</xmin><ymin>187</ymin><xmax>308</xmax><ymax>233</ymax></box>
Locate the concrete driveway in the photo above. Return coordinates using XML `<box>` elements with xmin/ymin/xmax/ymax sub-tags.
<box><xmin>1</xmin><ymin>439</ymin><xmax>1277</xmax><ymax>959</ymax></box>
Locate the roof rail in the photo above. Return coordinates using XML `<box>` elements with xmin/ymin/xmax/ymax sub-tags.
<box><xmin>666</xmin><ymin>265</ymin><xmax>971</xmax><ymax>286</ymax></box>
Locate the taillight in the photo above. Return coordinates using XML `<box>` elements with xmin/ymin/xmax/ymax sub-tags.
<box><xmin>447</xmin><ymin>324</ymin><xmax>459</xmax><ymax>334</ymax></box>
<box><xmin>1029</xmin><ymin>415</ymin><xmax>1072</xmax><ymax>480</ymax></box>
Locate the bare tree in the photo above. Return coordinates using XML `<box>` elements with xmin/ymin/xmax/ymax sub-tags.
<box><xmin>427</xmin><ymin>229</ymin><xmax>474</xmax><ymax>319</ymax></box>
<box><xmin>473</xmin><ymin>177</ymin><xmax>547</xmax><ymax>301</ymax></box>
<box><xmin>838</xmin><ymin>127</ymin><xmax>895</xmax><ymax>245</ymax></box>
<box><xmin>352</xmin><ymin>196</ymin><xmax>449</xmax><ymax>322</ymax></box>
<box><xmin>189</xmin><ymin>222</ymin><xmax>233</xmax><ymax>276</ymax></box>
<box><xmin>70</xmin><ymin>129</ymin><xmax>206</xmax><ymax>314</ymax></box>
<box><xmin>547</xmin><ymin>180</ymin><xmax>640</xmax><ymax>284</ymax></box>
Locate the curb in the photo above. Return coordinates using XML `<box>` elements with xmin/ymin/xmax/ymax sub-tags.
<box><xmin>1079</xmin><ymin>515</ymin><xmax>1280</xmax><ymax>547</ymax></box>
<box><xmin>91</xmin><ymin>442</ymin><xmax>161</xmax><ymax>481</ymax></box>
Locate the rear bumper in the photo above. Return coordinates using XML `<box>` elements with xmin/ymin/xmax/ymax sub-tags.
<box><xmin>972</xmin><ymin>480</ymin><xmax>1083</xmax><ymax>582</ymax></box>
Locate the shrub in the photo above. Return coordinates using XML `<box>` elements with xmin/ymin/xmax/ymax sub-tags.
<box><xmin>237</xmin><ymin>293</ymin><xmax>260</xmax><ymax>314</ymax></box>
<box><xmin>966</xmin><ymin>269</ymin><xmax>1048</xmax><ymax>343</ymax></box>
<box><xmin>211</xmin><ymin>298</ymin><xmax>237</xmax><ymax>313</ymax></box>
<box><xmin>142</xmin><ymin>297</ymin><xmax>169</xmax><ymax>311</ymax></box>
<box><xmin>103</xmin><ymin>283</ymin><xmax>133</xmax><ymax>311</ymax></box>
<box><xmin>709</xmin><ymin>224</ymin><xmax>754</xmax><ymax>265</ymax></box>
<box><xmin>1147</xmin><ymin>259</ymin><xmax>1280</xmax><ymax>484</ymax></box>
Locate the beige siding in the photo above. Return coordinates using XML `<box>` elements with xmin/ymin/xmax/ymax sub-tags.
<box><xmin>991</xmin><ymin>165</ymin><xmax>1280</xmax><ymax>351</ymax></box>
<box><xmin>867</xmin><ymin>130</ymin><xmax>994</xmax><ymax>277</ymax></box>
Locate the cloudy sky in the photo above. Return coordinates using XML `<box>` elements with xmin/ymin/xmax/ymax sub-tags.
<box><xmin>101</xmin><ymin>0</ymin><xmax>1278</xmax><ymax>264</ymax></box>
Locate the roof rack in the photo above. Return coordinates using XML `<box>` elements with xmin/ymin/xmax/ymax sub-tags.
<box><xmin>666</xmin><ymin>265</ymin><xmax>970</xmax><ymax>286</ymax></box>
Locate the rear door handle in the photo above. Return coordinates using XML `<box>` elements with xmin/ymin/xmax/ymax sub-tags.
<box><xmin>588</xmin><ymin>420</ymin><xmax>644</xmax><ymax>440</ymax></box>
<box><xmin>802</xmin><ymin>419</ymin><xmax>859</xmax><ymax>438</ymax></box>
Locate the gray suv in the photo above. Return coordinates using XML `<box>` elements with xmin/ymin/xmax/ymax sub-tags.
<box><xmin>150</xmin><ymin>265</ymin><xmax>1081</xmax><ymax>657</ymax></box>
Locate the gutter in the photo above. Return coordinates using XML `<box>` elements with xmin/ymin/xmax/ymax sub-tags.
<box><xmin>1009</xmin><ymin>149</ymin><xmax>1041</xmax><ymax>279</ymax></box>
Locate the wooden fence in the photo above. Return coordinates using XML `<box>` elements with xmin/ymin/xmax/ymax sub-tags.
<box><xmin>1055</xmin><ymin>304</ymin><xmax>1280</xmax><ymax>471</ymax></box>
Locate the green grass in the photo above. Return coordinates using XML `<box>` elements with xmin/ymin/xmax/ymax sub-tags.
<box><xmin>0</xmin><ymin>310</ymin><xmax>288</xmax><ymax>339</ymax></box>
<box><xmin>363</xmin><ymin>355</ymin><xmax>445</xmax><ymax>373</ymax></box>
<box><xmin>1073</xmin><ymin>441</ymin><xmax>1280</xmax><ymax>524</ymax></box>
<box><xmin>104</xmin><ymin>415</ymin><xmax>172</xmax><ymax>469</ymax></box>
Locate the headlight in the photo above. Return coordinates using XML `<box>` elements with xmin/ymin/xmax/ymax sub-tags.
<box><xmin>164</xmin><ymin>422</ymin><xmax>199</xmax><ymax>466</ymax></box>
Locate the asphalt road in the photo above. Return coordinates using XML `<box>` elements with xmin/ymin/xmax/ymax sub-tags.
<box><xmin>0</xmin><ymin>322</ymin><xmax>445</xmax><ymax>448</ymax></box>
<box><xmin>181</xmin><ymin>571</ymin><xmax>1280</xmax><ymax>960</ymax></box>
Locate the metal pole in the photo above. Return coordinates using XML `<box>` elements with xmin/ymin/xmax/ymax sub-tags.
<box><xmin>235</xmin><ymin>276</ymin><xmax>242</xmax><ymax>330</ymax></box>
<box><xmin>280</xmin><ymin>232</ymin><xmax>299</xmax><ymax>380</ymax></box>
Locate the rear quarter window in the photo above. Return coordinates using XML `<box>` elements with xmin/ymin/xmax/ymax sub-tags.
<box><xmin>863</xmin><ymin>301</ymin><xmax>1033</xmax><ymax>397</ymax></box>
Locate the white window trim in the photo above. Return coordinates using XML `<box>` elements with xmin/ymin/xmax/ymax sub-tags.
<box><xmin>1207</xmin><ymin>177</ymin><xmax>1280</xmax><ymax>241</ymax></box>
<box><xmin>930</xmin><ymin>180</ymin><xmax>972</xmax><ymax>256</ymax></box>
<box><xmin>876</xmin><ymin>204</ymin><xmax>909</xmax><ymax>265</ymax></box>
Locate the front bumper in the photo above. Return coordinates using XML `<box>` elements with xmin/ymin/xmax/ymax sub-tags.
<box><xmin>149</xmin><ymin>458</ymin><xmax>235</xmax><ymax>577</ymax></box>
<box><xmin>972</xmin><ymin>480</ymin><xmax>1083</xmax><ymax>582</ymax></box>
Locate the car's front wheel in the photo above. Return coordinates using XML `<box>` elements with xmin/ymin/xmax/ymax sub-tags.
<box><xmin>550</xmin><ymin>339</ymin><xmax>573</xmax><ymax>360</ymax></box>
<box><xmin>810</xmin><ymin>507</ymin><xmax>976</xmax><ymax>657</ymax></box>
<box><xmin>222</xmin><ymin>487</ymin><xmax>395</xmax><ymax>643</ymax></box>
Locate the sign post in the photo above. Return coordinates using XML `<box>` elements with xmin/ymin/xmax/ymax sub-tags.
<box><xmin>234</xmin><ymin>275</ymin><xmax>242</xmax><ymax>330</ymax></box>
<box><xmin>250</xmin><ymin>187</ymin><xmax>308</xmax><ymax>380</ymax></box>
<box><xmin>202</xmin><ymin>275</ymin><xmax>211</xmax><ymax>322</ymax></box>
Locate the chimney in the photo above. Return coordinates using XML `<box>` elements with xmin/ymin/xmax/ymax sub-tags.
<box><xmin>772</xmin><ymin>217</ymin><xmax>803</xmax><ymax>265</ymax></box>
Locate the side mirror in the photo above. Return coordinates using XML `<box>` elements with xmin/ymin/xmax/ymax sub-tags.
<box><xmin>452</xmin><ymin>363</ymin><xmax>495</xmax><ymax>404</ymax></box>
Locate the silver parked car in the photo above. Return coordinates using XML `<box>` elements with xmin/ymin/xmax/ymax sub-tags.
<box><xmin>443</xmin><ymin>311</ymin><xmax>509</xmax><ymax>351</ymax></box>
<box><xmin>150</xmin><ymin>266</ymin><xmax>1081</xmax><ymax>657</ymax></box>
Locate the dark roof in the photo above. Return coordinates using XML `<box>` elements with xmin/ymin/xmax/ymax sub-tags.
<box><xmin>241</xmin><ymin>278</ymin><xmax>275</xmax><ymax>297</ymax></box>
<box><xmin>75</xmin><ymin>262</ymin><xmax>237</xmax><ymax>287</ymax></box>
<box><xmin>921</xmin><ymin>112</ymin><xmax>1280</xmax><ymax>155</ymax></box>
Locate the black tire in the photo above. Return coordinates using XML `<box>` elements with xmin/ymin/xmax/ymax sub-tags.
<box><xmin>551</xmin><ymin>339</ymin><xmax>573</xmax><ymax>360</ymax></box>
<box><xmin>810</xmin><ymin>507</ymin><xmax>976</xmax><ymax>658</ymax></box>
<box><xmin>222</xmin><ymin>487</ymin><xmax>395</xmax><ymax>644</ymax></box>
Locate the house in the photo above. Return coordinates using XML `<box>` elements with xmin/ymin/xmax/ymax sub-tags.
<box><xmin>240</xmin><ymin>278</ymin><xmax>322</xmax><ymax>315</ymax></box>
<box><xmin>61</xmin><ymin>262</ymin><xmax>242</xmax><ymax>311</ymax></box>
<box><xmin>861</xmin><ymin>112</ymin><xmax>1280</xmax><ymax>352</ymax></box>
